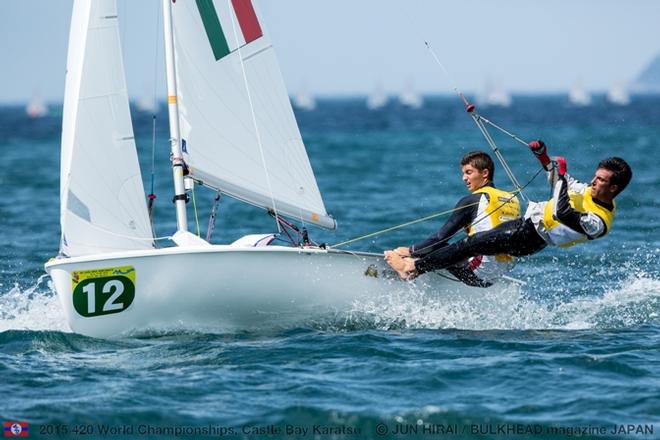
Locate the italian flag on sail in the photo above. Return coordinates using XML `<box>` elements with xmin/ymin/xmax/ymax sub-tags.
<box><xmin>193</xmin><ymin>0</ymin><xmax>263</xmax><ymax>61</ymax></box>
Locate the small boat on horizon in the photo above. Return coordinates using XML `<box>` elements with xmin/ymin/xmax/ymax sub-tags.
<box><xmin>568</xmin><ymin>79</ymin><xmax>591</xmax><ymax>107</ymax></box>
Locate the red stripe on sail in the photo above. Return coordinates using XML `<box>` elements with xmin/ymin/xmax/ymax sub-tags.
<box><xmin>231</xmin><ymin>0</ymin><xmax>262</xmax><ymax>43</ymax></box>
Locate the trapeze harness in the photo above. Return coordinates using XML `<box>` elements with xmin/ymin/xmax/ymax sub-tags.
<box><xmin>409</xmin><ymin>184</ymin><xmax>520</xmax><ymax>287</ymax></box>
<box><xmin>414</xmin><ymin>174</ymin><xmax>616</xmax><ymax>274</ymax></box>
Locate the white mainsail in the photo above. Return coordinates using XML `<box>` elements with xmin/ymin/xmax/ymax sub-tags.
<box><xmin>59</xmin><ymin>0</ymin><xmax>154</xmax><ymax>256</ymax></box>
<box><xmin>171</xmin><ymin>0</ymin><xmax>335</xmax><ymax>229</ymax></box>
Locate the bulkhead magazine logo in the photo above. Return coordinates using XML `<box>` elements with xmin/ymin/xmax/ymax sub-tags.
<box><xmin>3</xmin><ymin>422</ymin><xmax>28</xmax><ymax>437</ymax></box>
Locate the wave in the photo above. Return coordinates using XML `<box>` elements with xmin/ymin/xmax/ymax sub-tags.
<box><xmin>337</xmin><ymin>272</ymin><xmax>660</xmax><ymax>331</ymax></box>
<box><xmin>1</xmin><ymin>271</ymin><xmax>658</xmax><ymax>336</ymax></box>
<box><xmin>0</xmin><ymin>274</ymin><xmax>69</xmax><ymax>333</ymax></box>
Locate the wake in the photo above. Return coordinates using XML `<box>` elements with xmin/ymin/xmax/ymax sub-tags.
<box><xmin>1</xmin><ymin>271</ymin><xmax>658</xmax><ymax>335</ymax></box>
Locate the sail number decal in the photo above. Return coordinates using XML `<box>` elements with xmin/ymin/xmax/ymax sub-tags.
<box><xmin>71</xmin><ymin>266</ymin><xmax>136</xmax><ymax>317</ymax></box>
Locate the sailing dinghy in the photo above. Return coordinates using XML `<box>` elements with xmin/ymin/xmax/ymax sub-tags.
<box><xmin>45</xmin><ymin>0</ymin><xmax>515</xmax><ymax>338</ymax></box>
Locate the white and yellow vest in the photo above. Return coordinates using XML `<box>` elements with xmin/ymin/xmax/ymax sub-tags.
<box><xmin>542</xmin><ymin>187</ymin><xmax>615</xmax><ymax>248</ymax></box>
<box><xmin>467</xmin><ymin>186</ymin><xmax>521</xmax><ymax>280</ymax></box>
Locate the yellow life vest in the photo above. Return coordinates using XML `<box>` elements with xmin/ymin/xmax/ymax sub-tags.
<box><xmin>468</xmin><ymin>186</ymin><xmax>521</xmax><ymax>262</ymax></box>
<box><xmin>542</xmin><ymin>188</ymin><xmax>615</xmax><ymax>247</ymax></box>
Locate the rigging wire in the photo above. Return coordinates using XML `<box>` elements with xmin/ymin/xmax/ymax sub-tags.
<box><xmin>226</xmin><ymin>0</ymin><xmax>282</xmax><ymax>234</ymax></box>
<box><xmin>328</xmin><ymin>43</ymin><xmax>547</xmax><ymax>250</ymax></box>
<box><xmin>191</xmin><ymin>181</ymin><xmax>201</xmax><ymax>237</ymax></box>
<box><xmin>407</xmin><ymin>166</ymin><xmax>544</xmax><ymax>255</ymax></box>
<box><xmin>147</xmin><ymin>2</ymin><xmax>162</xmax><ymax>235</ymax></box>
<box><xmin>424</xmin><ymin>41</ymin><xmax>530</xmax><ymax>201</ymax></box>
<box><xmin>206</xmin><ymin>191</ymin><xmax>222</xmax><ymax>242</ymax></box>
<box><xmin>331</xmin><ymin>166</ymin><xmax>545</xmax><ymax>249</ymax></box>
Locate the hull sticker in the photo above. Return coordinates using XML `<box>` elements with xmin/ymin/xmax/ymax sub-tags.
<box><xmin>71</xmin><ymin>266</ymin><xmax>136</xmax><ymax>317</ymax></box>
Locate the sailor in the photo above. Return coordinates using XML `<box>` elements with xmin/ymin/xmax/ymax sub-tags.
<box><xmin>385</xmin><ymin>141</ymin><xmax>632</xmax><ymax>280</ymax></box>
<box><xmin>385</xmin><ymin>151</ymin><xmax>520</xmax><ymax>287</ymax></box>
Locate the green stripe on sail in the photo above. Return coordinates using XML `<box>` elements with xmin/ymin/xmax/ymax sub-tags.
<box><xmin>196</xmin><ymin>0</ymin><xmax>230</xmax><ymax>60</ymax></box>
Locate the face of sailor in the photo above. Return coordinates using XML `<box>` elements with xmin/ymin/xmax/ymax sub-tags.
<box><xmin>462</xmin><ymin>164</ymin><xmax>490</xmax><ymax>192</ymax></box>
<box><xmin>591</xmin><ymin>168</ymin><xmax>618</xmax><ymax>201</ymax></box>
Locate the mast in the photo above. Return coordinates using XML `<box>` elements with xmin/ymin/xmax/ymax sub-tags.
<box><xmin>162</xmin><ymin>0</ymin><xmax>188</xmax><ymax>232</ymax></box>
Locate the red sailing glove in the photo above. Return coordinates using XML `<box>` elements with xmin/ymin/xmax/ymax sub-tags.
<box><xmin>555</xmin><ymin>156</ymin><xmax>567</xmax><ymax>177</ymax></box>
<box><xmin>529</xmin><ymin>140</ymin><xmax>553</xmax><ymax>171</ymax></box>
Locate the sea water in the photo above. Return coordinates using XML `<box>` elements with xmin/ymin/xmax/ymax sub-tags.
<box><xmin>1</xmin><ymin>96</ymin><xmax>659</xmax><ymax>439</ymax></box>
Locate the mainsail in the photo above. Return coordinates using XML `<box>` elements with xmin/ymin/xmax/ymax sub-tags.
<box><xmin>171</xmin><ymin>0</ymin><xmax>336</xmax><ymax>229</ymax></box>
<box><xmin>59</xmin><ymin>0</ymin><xmax>154</xmax><ymax>256</ymax></box>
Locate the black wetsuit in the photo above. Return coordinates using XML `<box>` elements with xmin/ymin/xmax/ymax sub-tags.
<box><xmin>415</xmin><ymin>217</ymin><xmax>546</xmax><ymax>274</ymax></box>
<box><xmin>409</xmin><ymin>185</ymin><xmax>496</xmax><ymax>287</ymax></box>
<box><xmin>414</xmin><ymin>174</ymin><xmax>610</xmax><ymax>274</ymax></box>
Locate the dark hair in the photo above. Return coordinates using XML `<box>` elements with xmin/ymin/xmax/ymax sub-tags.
<box><xmin>598</xmin><ymin>157</ymin><xmax>632</xmax><ymax>196</ymax></box>
<box><xmin>461</xmin><ymin>151</ymin><xmax>494</xmax><ymax>181</ymax></box>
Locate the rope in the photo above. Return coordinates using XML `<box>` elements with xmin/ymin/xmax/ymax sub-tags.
<box><xmin>191</xmin><ymin>181</ymin><xmax>201</xmax><ymax>237</ymax></box>
<box><xmin>331</xmin><ymin>166</ymin><xmax>545</xmax><ymax>250</ymax></box>
<box><xmin>226</xmin><ymin>0</ymin><xmax>281</xmax><ymax>234</ymax></box>
<box><xmin>412</xmin><ymin>166</ymin><xmax>544</xmax><ymax>254</ymax></box>
<box><xmin>147</xmin><ymin>115</ymin><xmax>157</xmax><ymax>230</ymax></box>
<box><xmin>330</xmin><ymin>201</ymin><xmax>481</xmax><ymax>248</ymax></box>
<box><xmin>424</xmin><ymin>41</ymin><xmax>531</xmax><ymax>201</ymax></box>
<box><xmin>329</xmin><ymin>42</ymin><xmax>548</xmax><ymax>252</ymax></box>
<box><xmin>475</xmin><ymin>114</ymin><xmax>529</xmax><ymax>147</ymax></box>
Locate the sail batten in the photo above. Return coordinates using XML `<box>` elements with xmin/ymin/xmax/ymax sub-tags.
<box><xmin>171</xmin><ymin>0</ymin><xmax>335</xmax><ymax>230</ymax></box>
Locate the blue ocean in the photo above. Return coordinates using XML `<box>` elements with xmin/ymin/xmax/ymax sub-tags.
<box><xmin>1</xmin><ymin>96</ymin><xmax>659</xmax><ymax>439</ymax></box>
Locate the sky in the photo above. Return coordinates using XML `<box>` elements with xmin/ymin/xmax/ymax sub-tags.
<box><xmin>2</xmin><ymin>0</ymin><xmax>660</xmax><ymax>104</ymax></box>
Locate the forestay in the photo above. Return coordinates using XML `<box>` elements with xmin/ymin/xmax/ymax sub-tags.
<box><xmin>171</xmin><ymin>0</ymin><xmax>336</xmax><ymax>229</ymax></box>
<box><xmin>59</xmin><ymin>0</ymin><xmax>154</xmax><ymax>256</ymax></box>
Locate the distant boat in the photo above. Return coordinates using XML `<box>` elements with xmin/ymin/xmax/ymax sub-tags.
<box><xmin>26</xmin><ymin>95</ymin><xmax>47</xmax><ymax>118</ymax></box>
<box><xmin>293</xmin><ymin>86</ymin><xmax>315</xmax><ymax>111</ymax></box>
<box><xmin>135</xmin><ymin>95</ymin><xmax>159</xmax><ymax>114</ymax></box>
<box><xmin>568</xmin><ymin>80</ymin><xmax>591</xmax><ymax>107</ymax></box>
<box><xmin>366</xmin><ymin>84</ymin><xmax>388</xmax><ymax>110</ymax></box>
<box><xmin>478</xmin><ymin>80</ymin><xmax>512</xmax><ymax>108</ymax></box>
<box><xmin>606</xmin><ymin>82</ymin><xmax>631</xmax><ymax>106</ymax></box>
<box><xmin>398</xmin><ymin>81</ymin><xmax>422</xmax><ymax>109</ymax></box>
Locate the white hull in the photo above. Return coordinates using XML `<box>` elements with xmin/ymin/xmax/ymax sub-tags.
<box><xmin>45</xmin><ymin>245</ymin><xmax>510</xmax><ymax>338</ymax></box>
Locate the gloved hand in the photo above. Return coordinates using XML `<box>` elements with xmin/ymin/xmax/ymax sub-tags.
<box><xmin>529</xmin><ymin>140</ymin><xmax>553</xmax><ymax>171</ymax></box>
<box><xmin>555</xmin><ymin>156</ymin><xmax>567</xmax><ymax>177</ymax></box>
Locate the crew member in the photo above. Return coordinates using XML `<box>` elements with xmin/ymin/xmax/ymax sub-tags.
<box><xmin>385</xmin><ymin>141</ymin><xmax>632</xmax><ymax>280</ymax></box>
<box><xmin>385</xmin><ymin>151</ymin><xmax>520</xmax><ymax>286</ymax></box>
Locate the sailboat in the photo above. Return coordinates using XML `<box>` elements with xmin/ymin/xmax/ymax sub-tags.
<box><xmin>26</xmin><ymin>93</ymin><xmax>48</xmax><ymax>118</ymax></box>
<box><xmin>135</xmin><ymin>95</ymin><xmax>159</xmax><ymax>114</ymax></box>
<box><xmin>568</xmin><ymin>79</ymin><xmax>591</xmax><ymax>107</ymax></box>
<box><xmin>366</xmin><ymin>84</ymin><xmax>388</xmax><ymax>110</ymax></box>
<box><xmin>293</xmin><ymin>84</ymin><xmax>316</xmax><ymax>111</ymax></box>
<box><xmin>478</xmin><ymin>79</ymin><xmax>512</xmax><ymax>108</ymax></box>
<box><xmin>398</xmin><ymin>80</ymin><xmax>423</xmax><ymax>109</ymax></box>
<box><xmin>606</xmin><ymin>82</ymin><xmax>631</xmax><ymax>106</ymax></box>
<box><xmin>45</xmin><ymin>0</ymin><xmax>513</xmax><ymax>338</ymax></box>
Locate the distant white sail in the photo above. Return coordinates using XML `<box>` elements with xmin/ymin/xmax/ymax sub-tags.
<box><xmin>59</xmin><ymin>0</ymin><xmax>154</xmax><ymax>256</ymax></box>
<box><xmin>293</xmin><ymin>86</ymin><xmax>316</xmax><ymax>111</ymax></box>
<box><xmin>569</xmin><ymin>80</ymin><xmax>591</xmax><ymax>107</ymax></box>
<box><xmin>367</xmin><ymin>84</ymin><xmax>387</xmax><ymax>110</ymax></box>
<box><xmin>171</xmin><ymin>0</ymin><xmax>334</xmax><ymax>229</ymax></box>
<box><xmin>399</xmin><ymin>81</ymin><xmax>422</xmax><ymax>109</ymax></box>
<box><xmin>26</xmin><ymin>94</ymin><xmax>47</xmax><ymax>118</ymax></box>
<box><xmin>607</xmin><ymin>82</ymin><xmax>631</xmax><ymax>106</ymax></box>
<box><xmin>478</xmin><ymin>79</ymin><xmax>512</xmax><ymax>108</ymax></box>
<box><xmin>136</xmin><ymin>95</ymin><xmax>159</xmax><ymax>114</ymax></box>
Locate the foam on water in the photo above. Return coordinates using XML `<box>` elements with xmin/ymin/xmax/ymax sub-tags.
<box><xmin>0</xmin><ymin>274</ymin><xmax>69</xmax><ymax>333</ymax></box>
<box><xmin>1</xmin><ymin>271</ymin><xmax>658</xmax><ymax>336</ymax></box>
<box><xmin>344</xmin><ymin>272</ymin><xmax>660</xmax><ymax>331</ymax></box>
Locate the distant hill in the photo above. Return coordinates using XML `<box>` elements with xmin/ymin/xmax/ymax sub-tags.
<box><xmin>632</xmin><ymin>54</ymin><xmax>660</xmax><ymax>93</ymax></box>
